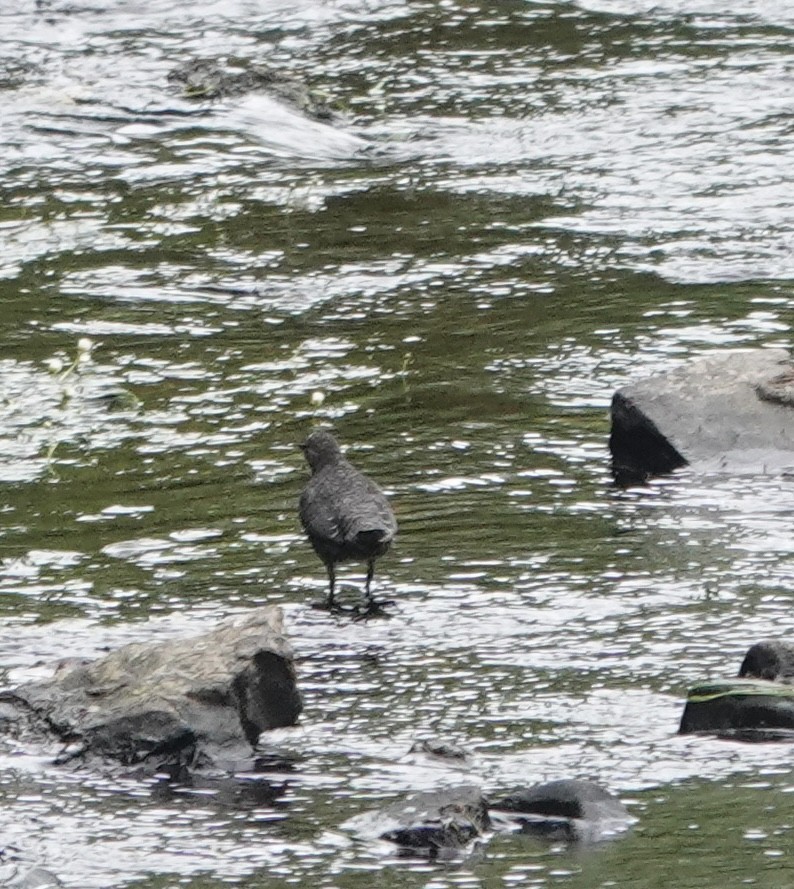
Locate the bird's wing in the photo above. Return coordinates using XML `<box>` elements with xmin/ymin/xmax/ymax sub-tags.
<box><xmin>338</xmin><ymin>474</ymin><xmax>397</xmax><ymax>542</ymax></box>
<box><xmin>299</xmin><ymin>480</ymin><xmax>344</xmax><ymax>545</ymax></box>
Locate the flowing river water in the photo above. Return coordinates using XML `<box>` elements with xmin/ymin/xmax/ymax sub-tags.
<box><xmin>2</xmin><ymin>0</ymin><xmax>794</xmax><ymax>886</ymax></box>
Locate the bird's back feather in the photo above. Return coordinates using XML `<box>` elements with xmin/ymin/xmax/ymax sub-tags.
<box><xmin>300</xmin><ymin>458</ymin><xmax>397</xmax><ymax>565</ymax></box>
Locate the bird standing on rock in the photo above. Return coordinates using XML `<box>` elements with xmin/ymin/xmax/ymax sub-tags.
<box><xmin>299</xmin><ymin>429</ymin><xmax>397</xmax><ymax>611</ymax></box>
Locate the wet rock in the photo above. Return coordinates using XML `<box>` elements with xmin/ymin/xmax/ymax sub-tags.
<box><xmin>168</xmin><ymin>58</ymin><xmax>338</xmax><ymax>121</ymax></box>
<box><xmin>679</xmin><ymin>678</ymin><xmax>794</xmax><ymax>739</ymax></box>
<box><xmin>490</xmin><ymin>779</ymin><xmax>633</xmax><ymax>842</ymax></box>
<box><xmin>738</xmin><ymin>640</ymin><xmax>794</xmax><ymax>681</ymax></box>
<box><xmin>345</xmin><ymin>785</ymin><xmax>489</xmax><ymax>857</ymax></box>
<box><xmin>86</xmin><ymin>387</ymin><xmax>142</xmax><ymax>412</ymax></box>
<box><xmin>679</xmin><ymin>640</ymin><xmax>794</xmax><ymax>739</ymax></box>
<box><xmin>609</xmin><ymin>349</ymin><xmax>794</xmax><ymax>485</ymax></box>
<box><xmin>408</xmin><ymin>738</ymin><xmax>470</xmax><ymax>762</ymax></box>
<box><xmin>0</xmin><ymin>607</ymin><xmax>301</xmax><ymax>770</ymax></box>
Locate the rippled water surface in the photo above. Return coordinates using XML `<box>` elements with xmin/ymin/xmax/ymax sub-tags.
<box><xmin>2</xmin><ymin>0</ymin><xmax>794</xmax><ymax>886</ymax></box>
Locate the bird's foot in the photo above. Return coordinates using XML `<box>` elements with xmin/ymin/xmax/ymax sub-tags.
<box><xmin>352</xmin><ymin>598</ymin><xmax>396</xmax><ymax>621</ymax></box>
<box><xmin>310</xmin><ymin>599</ymin><xmax>358</xmax><ymax>615</ymax></box>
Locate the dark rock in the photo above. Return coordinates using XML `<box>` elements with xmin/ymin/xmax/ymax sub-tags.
<box><xmin>680</xmin><ymin>640</ymin><xmax>794</xmax><ymax>739</ymax></box>
<box><xmin>299</xmin><ymin>429</ymin><xmax>397</xmax><ymax>610</ymax></box>
<box><xmin>609</xmin><ymin>390</ymin><xmax>687</xmax><ymax>485</ymax></box>
<box><xmin>679</xmin><ymin>678</ymin><xmax>794</xmax><ymax>739</ymax></box>
<box><xmin>87</xmin><ymin>387</ymin><xmax>141</xmax><ymax>412</ymax></box>
<box><xmin>344</xmin><ymin>785</ymin><xmax>489</xmax><ymax>857</ymax></box>
<box><xmin>739</xmin><ymin>640</ymin><xmax>794</xmax><ymax>681</ymax></box>
<box><xmin>609</xmin><ymin>349</ymin><xmax>794</xmax><ymax>484</ymax></box>
<box><xmin>168</xmin><ymin>58</ymin><xmax>338</xmax><ymax>121</ymax></box>
<box><xmin>408</xmin><ymin>739</ymin><xmax>470</xmax><ymax>761</ymax></box>
<box><xmin>251</xmin><ymin>750</ymin><xmax>301</xmax><ymax>773</ymax></box>
<box><xmin>0</xmin><ymin>607</ymin><xmax>301</xmax><ymax>770</ymax></box>
<box><xmin>490</xmin><ymin>779</ymin><xmax>632</xmax><ymax>842</ymax></box>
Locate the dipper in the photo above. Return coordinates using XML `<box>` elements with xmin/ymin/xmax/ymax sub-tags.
<box><xmin>299</xmin><ymin>429</ymin><xmax>397</xmax><ymax>609</ymax></box>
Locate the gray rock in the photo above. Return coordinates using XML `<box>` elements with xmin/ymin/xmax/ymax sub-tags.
<box><xmin>609</xmin><ymin>349</ymin><xmax>794</xmax><ymax>484</ymax></box>
<box><xmin>757</xmin><ymin>366</ymin><xmax>794</xmax><ymax>406</ymax></box>
<box><xmin>168</xmin><ymin>59</ymin><xmax>338</xmax><ymax>121</ymax></box>
<box><xmin>490</xmin><ymin>779</ymin><xmax>633</xmax><ymax>842</ymax></box>
<box><xmin>344</xmin><ymin>785</ymin><xmax>489</xmax><ymax>857</ymax></box>
<box><xmin>408</xmin><ymin>738</ymin><xmax>470</xmax><ymax>762</ymax></box>
<box><xmin>0</xmin><ymin>607</ymin><xmax>301</xmax><ymax>769</ymax></box>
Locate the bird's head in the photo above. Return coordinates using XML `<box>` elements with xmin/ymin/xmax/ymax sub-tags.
<box><xmin>301</xmin><ymin>429</ymin><xmax>343</xmax><ymax>472</ymax></box>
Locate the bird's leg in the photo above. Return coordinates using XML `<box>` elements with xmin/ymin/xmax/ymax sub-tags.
<box><xmin>352</xmin><ymin>560</ymin><xmax>395</xmax><ymax>620</ymax></box>
<box><xmin>365</xmin><ymin>560</ymin><xmax>375</xmax><ymax>602</ymax></box>
<box><xmin>327</xmin><ymin>563</ymin><xmax>336</xmax><ymax>609</ymax></box>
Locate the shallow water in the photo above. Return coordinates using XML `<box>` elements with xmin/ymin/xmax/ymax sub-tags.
<box><xmin>1</xmin><ymin>0</ymin><xmax>794</xmax><ymax>886</ymax></box>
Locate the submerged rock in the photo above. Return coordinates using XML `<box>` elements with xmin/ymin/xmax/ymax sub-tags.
<box><xmin>344</xmin><ymin>785</ymin><xmax>489</xmax><ymax>857</ymax></box>
<box><xmin>490</xmin><ymin>779</ymin><xmax>633</xmax><ymax>843</ymax></box>
<box><xmin>0</xmin><ymin>851</ymin><xmax>63</xmax><ymax>889</ymax></box>
<box><xmin>408</xmin><ymin>738</ymin><xmax>470</xmax><ymax>762</ymax></box>
<box><xmin>6</xmin><ymin>867</ymin><xmax>63</xmax><ymax>888</ymax></box>
<box><xmin>609</xmin><ymin>349</ymin><xmax>794</xmax><ymax>485</ymax></box>
<box><xmin>343</xmin><ymin>780</ymin><xmax>633</xmax><ymax>855</ymax></box>
<box><xmin>168</xmin><ymin>58</ymin><xmax>338</xmax><ymax>121</ymax></box>
<box><xmin>0</xmin><ymin>607</ymin><xmax>301</xmax><ymax>770</ymax></box>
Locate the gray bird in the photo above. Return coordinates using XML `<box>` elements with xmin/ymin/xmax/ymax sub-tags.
<box><xmin>299</xmin><ymin>429</ymin><xmax>397</xmax><ymax>610</ymax></box>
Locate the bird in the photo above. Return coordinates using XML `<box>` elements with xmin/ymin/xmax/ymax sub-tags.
<box><xmin>299</xmin><ymin>429</ymin><xmax>397</xmax><ymax>611</ymax></box>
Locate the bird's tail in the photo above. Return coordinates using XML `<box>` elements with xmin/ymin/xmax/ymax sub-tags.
<box><xmin>355</xmin><ymin>527</ymin><xmax>393</xmax><ymax>546</ymax></box>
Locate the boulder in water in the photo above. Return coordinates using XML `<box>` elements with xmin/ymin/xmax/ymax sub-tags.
<box><xmin>490</xmin><ymin>778</ymin><xmax>633</xmax><ymax>842</ymax></box>
<box><xmin>0</xmin><ymin>607</ymin><xmax>302</xmax><ymax>771</ymax></box>
<box><xmin>610</xmin><ymin>349</ymin><xmax>794</xmax><ymax>484</ymax></box>
<box><xmin>344</xmin><ymin>785</ymin><xmax>489</xmax><ymax>857</ymax></box>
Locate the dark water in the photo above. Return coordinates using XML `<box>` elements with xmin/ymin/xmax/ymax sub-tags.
<box><xmin>2</xmin><ymin>0</ymin><xmax>794</xmax><ymax>885</ymax></box>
